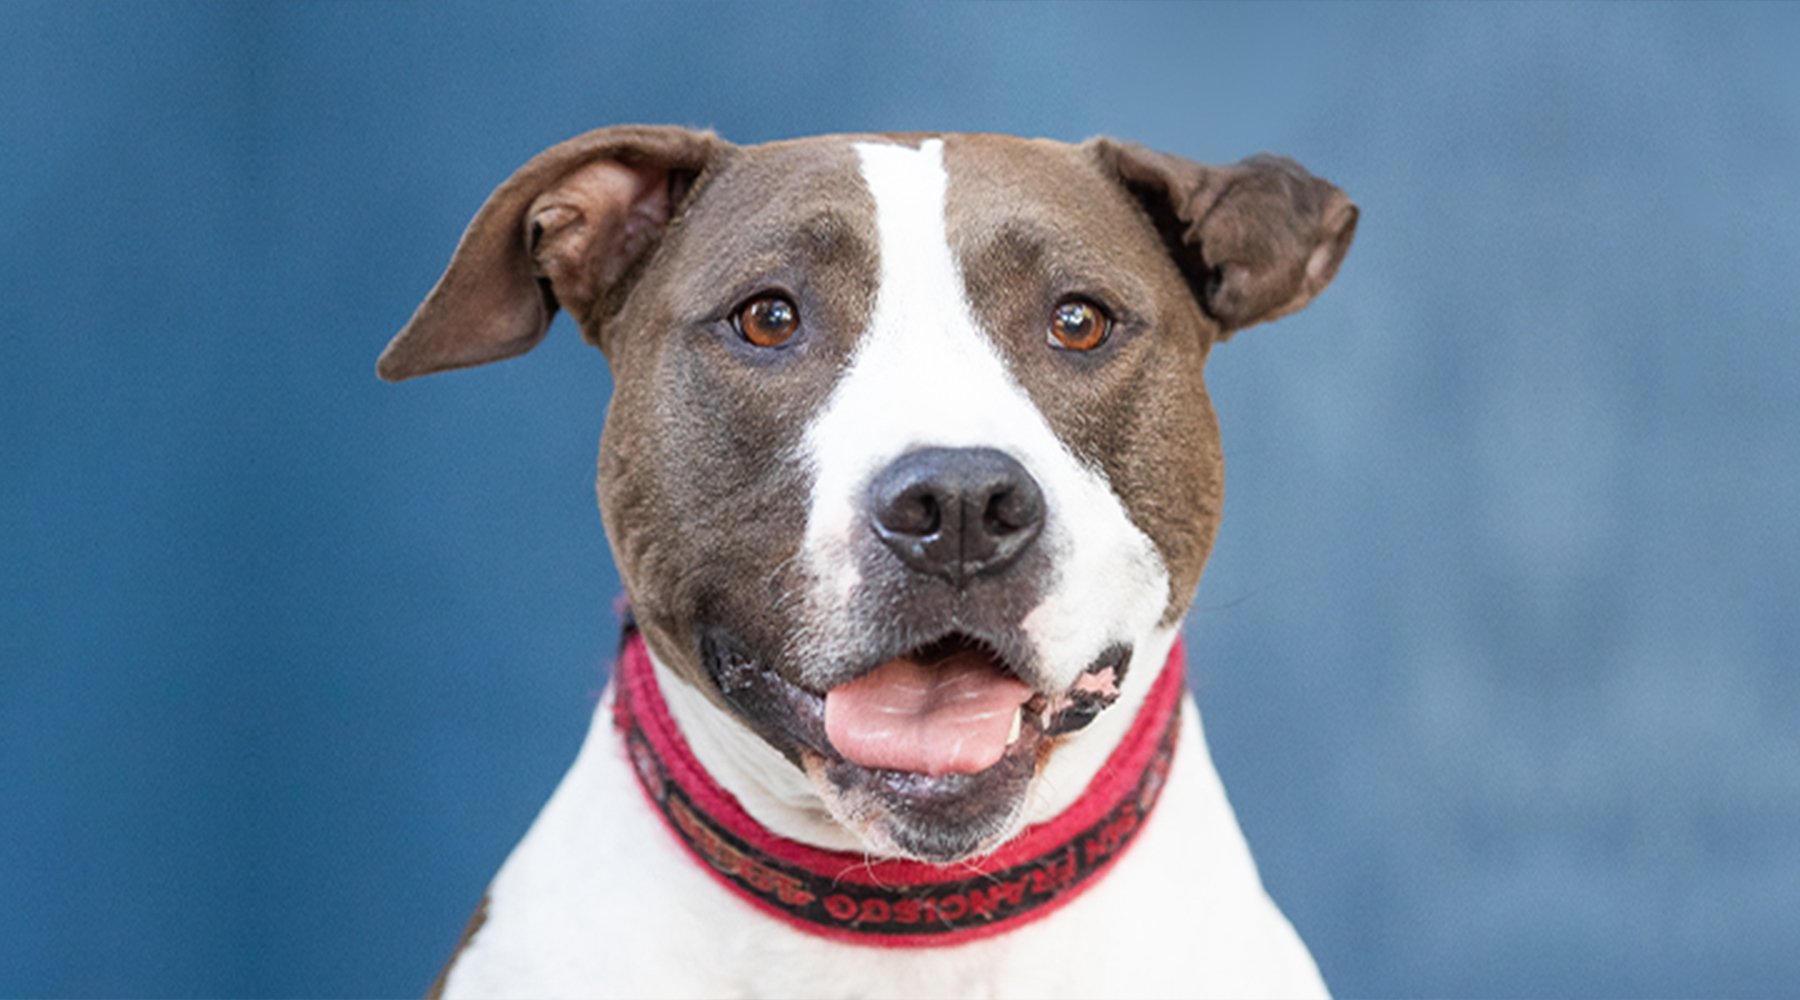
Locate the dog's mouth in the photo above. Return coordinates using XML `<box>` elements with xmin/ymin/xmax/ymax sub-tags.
<box><xmin>703</xmin><ymin>630</ymin><xmax>1131</xmax><ymax>860</ymax></box>
<box><xmin>824</xmin><ymin>635</ymin><xmax>1038</xmax><ymax>776</ymax></box>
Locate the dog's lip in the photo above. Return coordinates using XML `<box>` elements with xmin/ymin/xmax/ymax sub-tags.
<box><xmin>801</xmin><ymin>714</ymin><xmax>1045</xmax><ymax>802</ymax></box>
<box><xmin>703</xmin><ymin>629</ymin><xmax>1131</xmax><ymax>771</ymax></box>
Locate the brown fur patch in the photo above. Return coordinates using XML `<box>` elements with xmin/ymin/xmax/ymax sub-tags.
<box><xmin>593</xmin><ymin>138</ymin><xmax>880</xmax><ymax>697</ymax></box>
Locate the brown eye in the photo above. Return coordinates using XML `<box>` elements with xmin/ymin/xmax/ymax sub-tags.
<box><xmin>1048</xmin><ymin>298</ymin><xmax>1110</xmax><ymax>351</ymax></box>
<box><xmin>735</xmin><ymin>294</ymin><xmax>801</xmax><ymax>347</ymax></box>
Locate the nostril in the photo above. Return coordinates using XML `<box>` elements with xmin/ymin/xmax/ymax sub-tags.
<box><xmin>984</xmin><ymin>486</ymin><xmax>1039</xmax><ymax>536</ymax></box>
<box><xmin>882</xmin><ymin>486</ymin><xmax>942</xmax><ymax>538</ymax></box>
<box><xmin>917</xmin><ymin>495</ymin><xmax>941</xmax><ymax>535</ymax></box>
<box><xmin>907</xmin><ymin>492</ymin><xmax>942</xmax><ymax>536</ymax></box>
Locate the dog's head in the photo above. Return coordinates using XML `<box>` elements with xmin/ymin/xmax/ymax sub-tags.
<box><xmin>382</xmin><ymin>127</ymin><xmax>1354</xmax><ymax>862</ymax></box>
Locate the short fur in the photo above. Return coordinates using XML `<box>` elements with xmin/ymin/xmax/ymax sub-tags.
<box><xmin>382</xmin><ymin>126</ymin><xmax>1356</xmax><ymax>998</ymax></box>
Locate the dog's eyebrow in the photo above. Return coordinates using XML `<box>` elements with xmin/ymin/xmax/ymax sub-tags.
<box><xmin>674</xmin><ymin>209</ymin><xmax>877</xmax><ymax>304</ymax></box>
<box><xmin>959</xmin><ymin>218</ymin><xmax>1156</xmax><ymax>311</ymax></box>
<box><xmin>747</xmin><ymin>208</ymin><xmax>871</xmax><ymax>258</ymax></box>
<box><xmin>964</xmin><ymin>217</ymin><xmax>1122</xmax><ymax>268</ymax></box>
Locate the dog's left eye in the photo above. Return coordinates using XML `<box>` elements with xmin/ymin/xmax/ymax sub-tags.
<box><xmin>734</xmin><ymin>294</ymin><xmax>801</xmax><ymax>348</ymax></box>
<box><xmin>1048</xmin><ymin>298</ymin><xmax>1111</xmax><ymax>351</ymax></box>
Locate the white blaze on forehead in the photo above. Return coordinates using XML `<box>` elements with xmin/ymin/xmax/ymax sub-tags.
<box><xmin>798</xmin><ymin>138</ymin><xmax>1169</xmax><ymax>686</ymax></box>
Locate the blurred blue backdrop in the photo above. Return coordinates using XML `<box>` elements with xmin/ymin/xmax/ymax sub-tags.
<box><xmin>5</xmin><ymin>2</ymin><xmax>1798</xmax><ymax>996</ymax></box>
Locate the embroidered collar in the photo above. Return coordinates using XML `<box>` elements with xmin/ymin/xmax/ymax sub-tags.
<box><xmin>611</xmin><ymin>625</ymin><xmax>1184</xmax><ymax>948</ymax></box>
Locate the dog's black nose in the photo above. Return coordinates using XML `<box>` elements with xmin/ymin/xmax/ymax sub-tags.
<box><xmin>867</xmin><ymin>447</ymin><xmax>1045</xmax><ymax>585</ymax></box>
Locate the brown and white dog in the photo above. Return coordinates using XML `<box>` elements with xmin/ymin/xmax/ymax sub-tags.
<box><xmin>380</xmin><ymin>126</ymin><xmax>1356</xmax><ymax>999</ymax></box>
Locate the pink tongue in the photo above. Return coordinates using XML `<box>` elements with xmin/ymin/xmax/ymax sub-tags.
<box><xmin>824</xmin><ymin>650</ymin><xmax>1034</xmax><ymax>776</ymax></box>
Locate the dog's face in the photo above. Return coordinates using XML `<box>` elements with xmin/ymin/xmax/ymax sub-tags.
<box><xmin>381</xmin><ymin>128</ymin><xmax>1355</xmax><ymax>862</ymax></box>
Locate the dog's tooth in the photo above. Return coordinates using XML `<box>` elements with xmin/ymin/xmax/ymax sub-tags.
<box><xmin>1007</xmin><ymin>707</ymin><xmax>1023</xmax><ymax>746</ymax></box>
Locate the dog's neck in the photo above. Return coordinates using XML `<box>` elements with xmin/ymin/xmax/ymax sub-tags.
<box><xmin>620</xmin><ymin>626</ymin><xmax>1186</xmax><ymax>945</ymax></box>
<box><xmin>648</xmin><ymin>625</ymin><xmax>1181</xmax><ymax>852</ymax></box>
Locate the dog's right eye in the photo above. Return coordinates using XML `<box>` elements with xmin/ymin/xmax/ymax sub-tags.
<box><xmin>1048</xmin><ymin>297</ymin><xmax>1111</xmax><ymax>352</ymax></box>
<box><xmin>734</xmin><ymin>294</ymin><xmax>801</xmax><ymax>348</ymax></box>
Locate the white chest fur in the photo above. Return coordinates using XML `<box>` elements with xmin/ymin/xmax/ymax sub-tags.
<box><xmin>438</xmin><ymin>687</ymin><xmax>1327</xmax><ymax>1000</ymax></box>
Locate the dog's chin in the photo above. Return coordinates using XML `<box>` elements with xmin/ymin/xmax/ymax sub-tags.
<box><xmin>800</xmin><ymin>709</ymin><xmax>1045</xmax><ymax>862</ymax></box>
<box><xmin>703</xmin><ymin>630</ymin><xmax>1130</xmax><ymax>864</ymax></box>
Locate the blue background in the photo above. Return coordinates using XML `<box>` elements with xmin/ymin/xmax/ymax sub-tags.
<box><xmin>5</xmin><ymin>3</ymin><xmax>1797</xmax><ymax>996</ymax></box>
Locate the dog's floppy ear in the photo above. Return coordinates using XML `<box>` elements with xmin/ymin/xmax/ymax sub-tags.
<box><xmin>378</xmin><ymin>125</ymin><xmax>721</xmax><ymax>381</ymax></box>
<box><xmin>1091</xmin><ymin>139</ymin><xmax>1357</xmax><ymax>339</ymax></box>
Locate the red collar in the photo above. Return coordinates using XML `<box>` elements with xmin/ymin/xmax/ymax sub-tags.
<box><xmin>611</xmin><ymin>628</ymin><xmax>1184</xmax><ymax>948</ymax></box>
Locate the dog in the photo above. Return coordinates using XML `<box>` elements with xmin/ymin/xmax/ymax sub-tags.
<box><xmin>380</xmin><ymin>126</ymin><xmax>1356</xmax><ymax>999</ymax></box>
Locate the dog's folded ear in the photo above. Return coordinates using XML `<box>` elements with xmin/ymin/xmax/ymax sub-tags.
<box><xmin>378</xmin><ymin>125</ymin><xmax>721</xmax><ymax>382</ymax></box>
<box><xmin>1090</xmin><ymin>139</ymin><xmax>1357</xmax><ymax>339</ymax></box>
